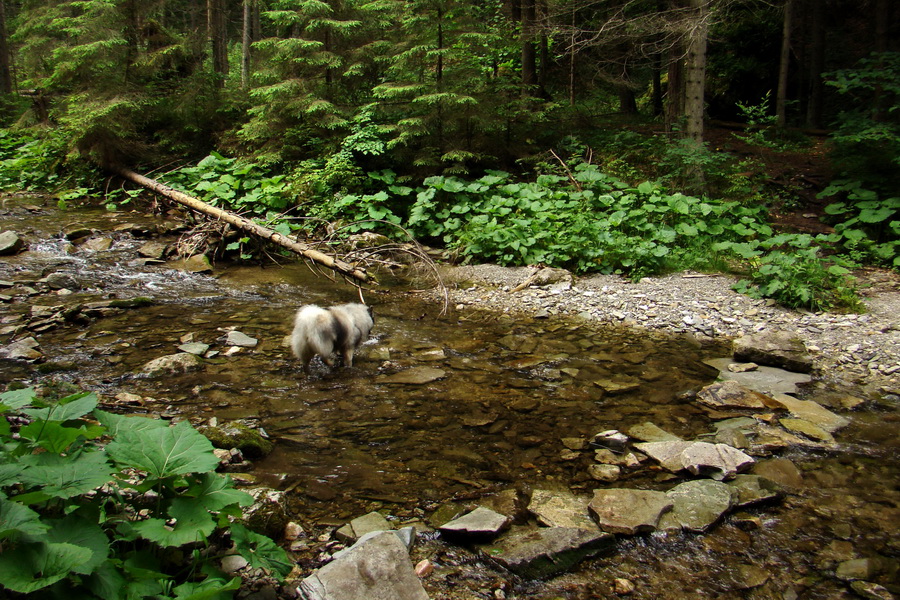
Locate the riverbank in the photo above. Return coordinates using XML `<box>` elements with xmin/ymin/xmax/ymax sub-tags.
<box><xmin>430</xmin><ymin>264</ymin><xmax>900</xmax><ymax>398</ymax></box>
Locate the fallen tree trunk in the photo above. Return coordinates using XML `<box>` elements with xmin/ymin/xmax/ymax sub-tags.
<box><xmin>114</xmin><ymin>166</ymin><xmax>369</xmax><ymax>284</ymax></box>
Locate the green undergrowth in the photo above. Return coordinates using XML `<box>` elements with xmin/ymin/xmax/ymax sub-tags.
<box><xmin>0</xmin><ymin>387</ymin><xmax>291</xmax><ymax>599</ymax></box>
<box><xmin>318</xmin><ymin>165</ymin><xmax>868</xmax><ymax>312</ymax></box>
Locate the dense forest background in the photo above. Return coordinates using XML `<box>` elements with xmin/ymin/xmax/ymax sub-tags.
<box><xmin>0</xmin><ymin>0</ymin><xmax>898</xmax><ymax>309</ymax></box>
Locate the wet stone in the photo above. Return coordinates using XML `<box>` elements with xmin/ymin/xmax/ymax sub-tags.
<box><xmin>439</xmin><ymin>506</ymin><xmax>510</xmax><ymax>542</ymax></box>
<box><xmin>588</xmin><ymin>489</ymin><xmax>673</xmax><ymax>535</ymax></box>
<box><xmin>591</xmin><ymin>430</ymin><xmax>629</xmax><ymax>453</ymax></box>
<box><xmin>299</xmin><ymin>531</ymin><xmax>428</xmax><ymax>600</ymax></box>
<box><xmin>705</xmin><ymin>357</ymin><xmax>813</xmax><ymax>394</ymax></box>
<box><xmin>378</xmin><ymin>366</ymin><xmax>447</xmax><ymax>385</ymax></box>
<box><xmin>696</xmin><ymin>379</ymin><xmax>774</xmax><ymax>410</ymax></box>
<box><xmin>726</xmin><ymin>474</ymin><xmax>784</xmax><ymax>508</ymax></box>
<box><xmin>587</xmin><ymin>463</ymin><xmax>621</xmax><ymax>482</ymax></box>
<box><xmin>768</xmin><ymin>392</ymin><xmax>851</xmax><ymax>433</ymax></box>
<box><xmin>627</xmin><ymin>421</ymin><xmax>682</xmax><ymax>442</ymax></box>
<box><xmin>225</xmin><ymin>330</ymin><xmax>258</xmax><ymax>348</ymax></box>
<box><xmin>751</xmin><ymin>458</ymin><xmax>804</xmax><ymax>489</ymax></box>
<box><xmin>733</xmin><ymin>331</ymin><xmax>813</xmax><ymax>373</ymax></box>
<box><xmin>141</xmin><ymin>352</ymin><xmax>203</xmax><ymax>376</ymax></box>
<box><xmin>480</xmin><ymin>526</ymin><xmax>615</xmax><ymax>580</ymax></box>
<box><xmin>336</xmin><ymin>511</ymin><xmax>393</xmax><ymax>543</ymax></box>
<box><xmin>2</xmin><ymin>336</ymin><xmax>43</xmax><ymax>361</ymax></box>
<box><xmin>659</xmin><ymin>479</ymin><xmax>736</xmax><ymax>533</ymax></box>
<box><xmin>780</xmin><ymin>417</ymin><xmax>835</xmax><ymax>443</ymax></box>
<box><xmin>527</xmin><ymin>489</ymin><xmax>597</xmax><ymax>530</ymax></box>
<box><xmin>0</xmin><ymin>231</ymin><xmax>25</xmax><ymax>255</ymax></box>
<box><xmin>635</xmin><ymin>441</ymin><xmax>754</xmax><ymax>481</ymax></box>
<box><xmin>178</xmin><ymin>342</ymin><xmax>210</xmax><ymax>355</ymax></box>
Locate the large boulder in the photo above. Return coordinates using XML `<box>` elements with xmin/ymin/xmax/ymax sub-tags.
<box><xmin>733</xmin><ymin>331</ymin><xmax>813</xmax><ymax>373</ymax></box>
<box><xmin>298</xmin><ymin>531</ymin><xmax>428</xmax><ymax>600</ymax></box>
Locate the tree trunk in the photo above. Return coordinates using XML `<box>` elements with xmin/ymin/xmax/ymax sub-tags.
<box><xmin>521</xmin><ymin>0</ymin><xmax>537</xmax><ymax>91</ymax></box>
<box><xmin>776</xmin><ymin>0</ymin><xmax>792</xmax><ymax>128</ymax></box>
<box><xmin>241</xmin><ymin>0</ymin><xmax>251</xmax><ymax>90</ymax></box>
<box><xmin>805</xmin><ymin>0</ymin><xmax>824</xmax><ymax>128</ymax></box>
<box><xmin>207</xmin><ymin>0</ymin><xmax>228</xmax><ymax>85</ymax></box>
<box><xmin>683</xmin><ymin>0</ymin><xmax>708</xmax><ymax>142</ymax></box>
<box><xmin>0</xmin><ymin>0</ymin><xmax>12</xmax><ymax>95</ymax></box>
<box><xmin>114</xmin><ymin>166</ymin><xmax>370</xmax><ymax>284</ymax></box>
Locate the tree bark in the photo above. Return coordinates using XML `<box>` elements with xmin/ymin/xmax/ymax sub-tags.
<box><xmin>804</xmin><ymin>0</ymin><xmax>824</xmax><ymax>128</ymax></box>
<box><xmin>207</xmin><ymin>0</ymin><xmax>228</xmax><ymax>84</ymax></box>
<box><xmin>241</xmin><ymin>0</ymin><xmax>251</xmax><ymax>90</ymax></box>
<box><xmin>776</xmin><ymin>0</ymin><xmax>792</xmax><ymax>128</ymax></box>
<box><xmin>114</xmin><ymin>166</ymin><xmax>369</xmax><ymax>284</ymax></box>
<box><xmin>0</xmin><ymin>0</ymin><xmax>12</xmax><ymax>95</ymax></box>
<box><xmin>683</xmin><ymin>0</ymin><xmax>708</xmax><ymax>142</ymax></box>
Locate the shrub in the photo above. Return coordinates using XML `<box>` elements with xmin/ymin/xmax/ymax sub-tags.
<box><xmin>0</xmin><ymin>387</ymin><xmax>291</xmax><ymax>598</ymax></box>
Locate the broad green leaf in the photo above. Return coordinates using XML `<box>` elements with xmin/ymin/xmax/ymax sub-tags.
<box><xmin>22</xmin><ymin>393</ymin><xmax>97</xmax><ymax>422</ymax></box>
<box><xmin>132</xmin><ymin>512</ymin><xmax>213</xmax><ymax>547</ymax></box>
<box><xmin>0</xmin><ymin>388</ymin><xmax>36</xmax><ymax>411</ymax></box>
<box><xmin>0</xmin><ymin>496</ymin><xmax>49</xmax><ymax>541</ymax></box>
<box><xmin>173</xmin><ymin>575</ymin><xmax>241</xmax><ymax>600</ymax></box>
<box><xmin>47</xmin><ymin>515</ymin><xmax>109</xmax><ymax>575</ymax></box>
<box><xmin>19</xmin><ymin>451</ymin><xmax>114</xmax><ymax>498</ymax></box>
<box><xmin>19</xmin><ymin>421</ymin><xmax>101</xmax><ymax>453</ymax></box>
<box><xmin>0</xmin><ymin>464</ymin><xmax>23</xmax><ymax>488</ymax></box>
<box><xmin>93</xmin><ymin>410</ymin><xmax>169</xmax><ymax>437</ymax></box>
<box><xmin>0</xmin><ymin>541</ymin><xmax>91</xmax><ymax>593</ymax></box>
<box><xmin>106</xmin><ymin>421</ymin><xmax>219</xmax><ymax>478</ymax></box>
<box><xmin>858</xmin><ymin>207</ymin><xmax>894</xmax><ymax>223</ymax></box>
<box><xmin>185</xmin><ymin>473</ymin><xmax>254</xmax><ymax>512</ymax></box>
<box><xmin>230</xmin><ymin>524</ymin><xmax>293</xmax><ymax>578</ymax></box>
<box><xmin>85</xmin><ymin>560</ymin><xmax>127</xmax><ymax>600</ymax></box>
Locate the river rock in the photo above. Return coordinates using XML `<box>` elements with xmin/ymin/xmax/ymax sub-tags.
<box><xmin>726</xmin><ymin>474</ymin><xmax>784</xmax><ymax>507</ymax></box>
<box><xmin>733</xmin><ymin>331</ymin><xmax>813</xmax><ymax>373</ymax></box>
<box><xmin>634</xmin><ymin>441</ymin><xmax>754</xmax><ymax>480</ymax></box>
<box><xmin>138</xmin><ymin>240</ymin><xmax>169</xmax><ymax>259</ymax></box>
<box><xmin>627</xmin><ymin>421</ymin><xmax>682</xmax><ymax>442</ymax></box>
<box><xmin>751</xmin><ymin>458</ymin><xmax>803</xmax><ymax>489</ymax></box>
<box><xmin>590</xmin><ymin>430</ymin><xmax>629</xmax><ymax>452</ymax></box>
<box><xmin>1</xmin><ymin>336</ymin><xmax>42</xmax><ymax>360</ymax></box>
<box><xmin>658</xmin><ymin>479</ymin><xmax>736</xmax><ymax>533</ymax></box>
<box><xmin>587</xmin><ymin>463</ymin><xmax>621</xmax><ymax>482</ymax></box>
<box><xmin>178</xmin><ymin>342</ymin><xmax>210</xmax><ymax>355</ymax></box>
<box><xmin>299</xmin><ymin>531</ymin><xmax>428</xmax><ymax>600</ymax></box>
<box><xmin>81</xmin><ymin>236</ymin><xmax>113</xmax><ymax>252</ymax></box>
<box><xmin>0</xmin><ymin>231</ymin><xmax>25</xmax><ymax>255</ymax></box>
<box><xmin>242</xmin><ymin>488</ymin><xmax>290</xmax><ymax>540</ymax></box>
<box><xmin>850</xmin><ymin>581</ymin><xmax>894</xmax><ymax>600</ymax></box>
<box><xmin>225</xmin><ymin>330</ymin><xmax>258</xmax><ymax>348</ymax></box>
<box><xmin>179</xmin><ymin>254</ymin><xmax>213</xmax><ymax>273</ymax></box>
<box><xmin>378</xmin><ymin>366</ymin><xmax>447</xmax><ymax>385</ymax></box>
<box><xmin>780</xmin><ymin>417</ymin><xmax>835</xmax><ymax>443</ymax></box>
<box><xmin>695</xmin><ymin>380</ymin><xmax>775</xmax><ymax>410</ymax></box>
<box><xmin>528</xmin><ymin>489</ymin><xmax>597</xmax><ymax>530</ymax></box>
<box><xmin>141</xmin><ymin>352</ymin><xmax>203</xmax><ymax>376</ymax></box>
<box><xmin>767</xmin><ymin>392</ymin><xmax>850</xmax><ymax>433</ymax></box>
<box><xmin>43</xmin><ymin>272</ymin><xmax>79</xmax><ymax>290</ymax></box>
<box><xmin>588</xmin><ymin>489</ymin><xmax>673</xmax><ymax>535</ymax></box>
<box><xmin>439</xmin><ymin>506</ymin><xmax>510</xmax><ymax>541</ymax></box>
<box><xmin>705</xmin><ymin>358</ymin><xmax>813</xmax><ymax>394</ymax></box>
<box><xmin>479</xmin><ymin>525</ymin><xmax>614</xmax><ymax>579</ymax></box>
<box><xmin>336</xmin><ymin>511</ymin><xmax>393</xmax><ymax>543</ymax></box>
<box><xmin>199</xmin><ymin>420</ymin><xmax>274</xmax><ymax>458</ymax></box>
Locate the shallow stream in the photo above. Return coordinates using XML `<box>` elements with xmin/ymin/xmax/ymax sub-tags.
<box><xmin>1</xmin><ymin>196</ymin><xmax>897</xmax><ymax>599</ymax></box>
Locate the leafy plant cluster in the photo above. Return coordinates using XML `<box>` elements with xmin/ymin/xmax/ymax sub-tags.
<box><xmin>818</xmin><ymin>179</ymin><xmax>899</xmax><ymax>268</ymax></box>
<box><xmin>319</xmin><ymin>163</ymin><xmax>861</xmax><ymax>310</ymax></box>
<box><xmin>0</xmin><ymin>130</ymin><xmax>67</xmax><ymax>191</ymax></box>
<box><xmin>0</xmin><ymin>387</ymin><xmax>291</xmax><ymax>599</ymax></box>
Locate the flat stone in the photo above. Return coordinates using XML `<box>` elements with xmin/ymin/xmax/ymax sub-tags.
<box><xmin>480</xmin><ymin>526</ymin><xmax>614</xmax><ymax>579</ymax></box>
<box><xmin>138</xmin><ymin>241</ymin><xmax>169</xmax><ymax>259</ymax></box>
<box><xmin>528</xmin><ymin>489</ymin><xmax>597</xmax><ymax>530</ymax></box>
<box><xmin>659</xmin><ymin>480</ymin><xmax>736</xmax><ymax>533</ymax></box>
<box><xmin>298</xmin><ymin>531</ymin><xmax>428</xmax><ymax>600</ymax></box>
<box><xmin>733</xmin><ymin>331</ymin><xmax>813</xmax><ymax>373</ymax></box>
<box><xmin>696</xmin><ymin>380</ymin><xmax>775</xmax><ymax>410</ymax></box>
<box><xmin>336</xmin><ymin>511</ymin><xmax>393</xmax><ymax>543</ymax></box>
<box><xmin>2</xmin><ymin>337</ymin><xmax>42</xmax><ymax>360</ymax></box>
<box><xmin>587</xmin><ymin>463</ymin><xmax>621</xmax><ymax>482</ymax></box>
<box><xmin>588</xmin><ymin>489</ymin><xmax>673</xmax><ymax>535</ymax></box>
<box><xmin>627</xmin><ymin>422</ymin><xmax>682</xmax><ymax>442</ymax></box>
<box><xmin>780</xmin><ymin>418</ymin><xmax>835</xmax><ymax>443</ymax></box>
<box><xmin>225</xmin><ymin>330</ymin><xmax>258</xmax><ymax>347</ymax></box>
<box><xmin>141</xmin><ymin>352</ymin><xmax>204</xmax><ymax>376</ymax></box>
<box><xmin>750</xmin><ymin>458</ymin><xmax>803</xmax><ymax>489</ymax></box>
<box><xmin>767</xmin><ymin>392</ymin><xmax>850</xmax><ymax>433</ymax></box>
<box><xmin>0</xmin><ymin>231</ymin><xmax>25</xmax><ymax>255</ymax></box>
<box><xmin>378</xmin><ymin>366</ymin><xmax>447</xmax><ymax>385</ymax></box>
<box><xmin>439</xmin><ymin>506</ymin><xmax>510</xmax><ymax>541</ymax></box>
<box><xmin>635</xmin><ymin>441</ymin><xmax>754</xmax><ymax>481</ymax></box>
<box><xmin>705</xmin><ymin>358</ymin><xmax>813</xmax><ymax>394</ymax></box>
<box><xmin>178</xmin><ymin>342</ymin><xmax>210</xmax><ymax>355</ymax></box>
<box><xmin>81</xmin><ymin>237</ymin><xmax>113</xmax><ymax>252</ymax></box>
<box><xmin>726</xmin><ymin>474</ymin><xmax>784</xmax><ymax>508</ymax></box>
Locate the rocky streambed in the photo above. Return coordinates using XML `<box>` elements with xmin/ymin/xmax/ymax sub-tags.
<box><xmin>1</xmin><ymin>194</ymin><xmax>899</xmax><ymax>600</ymax></box>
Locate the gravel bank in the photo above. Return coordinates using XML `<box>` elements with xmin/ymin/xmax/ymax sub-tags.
<box><xmin>433</xmin><ymin>264</ymin><xmax>900</xmax><ymax>397</ymax></box>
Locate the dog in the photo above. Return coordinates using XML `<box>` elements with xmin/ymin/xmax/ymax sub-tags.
<box><xmin>290</xmin><ymin>303</ymin><xmax>374</xmax><ymax>375</ymax></box>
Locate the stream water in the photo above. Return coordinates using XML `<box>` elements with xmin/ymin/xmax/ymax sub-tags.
<box><xmin>1</xmin><ymin>196</ymin><xmax>898</xmax><ymax>599</ymax></box>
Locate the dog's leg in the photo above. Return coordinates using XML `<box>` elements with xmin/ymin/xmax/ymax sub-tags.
<box><xmin>342</xmin><ymin>347</ymin><xmax>354</xmax><ymax>367</ymax></box>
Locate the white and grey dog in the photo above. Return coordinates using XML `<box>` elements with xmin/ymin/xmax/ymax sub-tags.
<box><xmin>290</xmin><ymin>303</ymin><xmax>374</xmax><ymax>375</ymax></box>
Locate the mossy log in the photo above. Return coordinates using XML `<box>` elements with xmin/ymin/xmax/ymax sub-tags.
<box><xmin>114</xmin><ymin>166</ymin><xmax>369</xmax><ymax>284</ymax></box>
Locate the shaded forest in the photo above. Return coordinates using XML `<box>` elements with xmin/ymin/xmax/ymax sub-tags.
<box><xmin>0</xmin><ymin>0</ymin><xmax>898</xmax><ymax>308</ymax></box>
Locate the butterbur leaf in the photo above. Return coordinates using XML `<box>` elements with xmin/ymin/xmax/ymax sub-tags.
<box><xmin>172</xmin><ymin>575</ymin><xmax>241</xmax><ymax>600</ymax></box>
<box><xmin>0</xmin><ymin>496</ymin><xmax>49</xmax><ymax>541</ymax></box>
<box><xmin>0</xmin><ymin>541</ymin><xmax>91</xmax><ymax>593</ymax></box>
<box><xmin>106</xmin><ymin>420</ymin><xmax>219</xmax><ymax>478</ymax></box>
<box><xmin>46</xmin><ymin>515</ymin><xmax>109</xmax><ymax>575</ymax></box>
<box><xmin>230</xmin><ymin>524</ymin><xmax>293</xmax><ymax>578</ymax></box>
<box><xmin>22</xmin><ymin>393</ymin><xmax>98</xmax><ymax>422</ymax></box>
<box><xmin>19</xmin><ymin>421</ymin><xmax>99</xmax><ymax>454</ymax></box>
<box><xmin>0</xmin><ymin>387</ymin><xmax>36</xmax><ymax>411</ymax></box>
<box><xmin>185</xmin><ymin>473</ymin><xmax>254</xmax><ymax>512</ymax></box>
<box><xmin>858</xmin><ymin>207</ymin><xmax>894</xmax><ymax>223</ymax></box>
<box><xmin>0</xmin><ymin>464</ymin><xmax>23</xmax><ymax>488</ymax></box>
<box><xmin>85</xmin><ymin>560</ymin><xmax>127</xmax><ymax>600</ymax></box>
<box><xmin>132</xmin><ymin>512</ymin><xmax>214</xmax><ymax>547</ymax></box>
<box><xmin>19</xmin><ymin>451</ymin><xmax>114</xmax><ymax>499</ymax></box>
<box><xmin>94</xmin><ymin>410</ymin><xmax>169</xmax><ymax>437</ymax></box>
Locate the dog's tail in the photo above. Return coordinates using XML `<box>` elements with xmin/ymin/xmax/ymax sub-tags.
<box><xmin>291</xmin><ymin>305</ymin><xmax>337</xmax><ymax>361</ymax></box>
